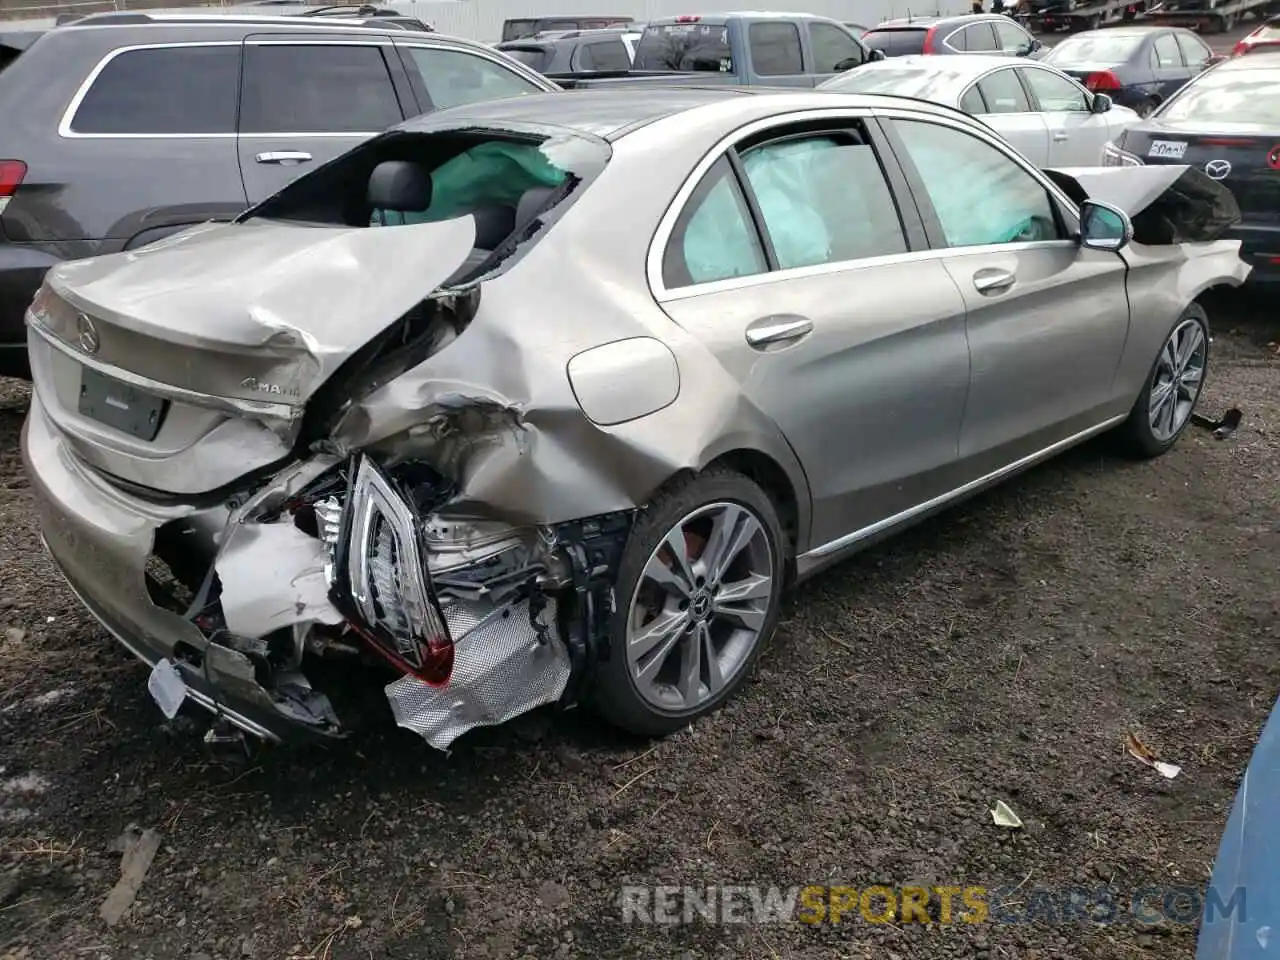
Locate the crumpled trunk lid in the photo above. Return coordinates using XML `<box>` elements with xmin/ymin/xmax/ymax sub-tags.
<box><xmin>25</xmin><ymin>215</ymin><xmax>476</xmax><ymax>496</ymax></box>
<box><xmin>39</xmin><ymin>216</ymin><xmax>477</xmax><ymax>411</ymax></box>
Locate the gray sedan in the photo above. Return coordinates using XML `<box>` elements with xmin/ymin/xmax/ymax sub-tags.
<box><xmin>22</xmin><ymin>88</ymin><xmax>1248</xmax><ymax>750</ymax></box>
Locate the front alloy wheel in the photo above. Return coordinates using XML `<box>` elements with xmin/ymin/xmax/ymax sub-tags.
<box><xmin>1116</xmin><ymin>302</ymin><xmax>1210</xmax><ymax>458</ymax></box>
<box><xmin>592</xmin><ymin>469</ymin><xmax>785</xmax><ymax>735</ymax></box>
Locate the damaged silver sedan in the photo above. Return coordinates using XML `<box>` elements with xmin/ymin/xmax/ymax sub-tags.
<box><xmin>21</xmin><ymin>88</ymin><xmax>1249</xmax><ymax>750</ymax></box>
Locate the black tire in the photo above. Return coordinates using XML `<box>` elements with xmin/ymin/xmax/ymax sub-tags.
<box><xmin>1114</xmin><ymin>302</ymin><xmax>1211</xmax><ymax>459</ymax></box>
<box><xmin>590</xmin><ymin>468</ymin><xmax>786</xmax><ymax>736</ymax></box>
<box><xmin>1136</xmin><ymin>95</ymin><xmax>1161</xmax><ymax>117</ymax></box>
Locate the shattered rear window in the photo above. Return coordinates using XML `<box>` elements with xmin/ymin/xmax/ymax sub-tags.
<box><xmin>237</xmin><ymin>126</ymin><xmax>611</xmax><ymax>280</ymax></box>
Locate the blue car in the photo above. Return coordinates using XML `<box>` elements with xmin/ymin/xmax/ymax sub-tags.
<box><xmin>1042</xmin><ymin>25</ymin><xmax>1215</xmax><ymax>115</ymax></box>
<box><xmin>1197</xmin><ymin>695</ymin><xmax>1280</xmax><ymax>959</ymax></box>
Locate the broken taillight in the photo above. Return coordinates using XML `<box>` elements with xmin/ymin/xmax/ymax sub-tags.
<box><xmin>333</xmin><ymin>455</ymin><xmax>454</xmax><ymax>685</ymax></box>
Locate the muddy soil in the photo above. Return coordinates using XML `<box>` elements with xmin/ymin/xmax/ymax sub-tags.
<box><xmin>1</xmin><ymin>290</ymin><xmax>1278</xmax><ymax>960</ymax></box>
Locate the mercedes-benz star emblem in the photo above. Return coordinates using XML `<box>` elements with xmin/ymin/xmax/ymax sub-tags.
<box><xmin>76</xmin><ymin>313</ymin><xmax>99</xmax><ymax>355</ymax></box>
<box><xmin>1204</xmin><ymin>159</ymin><xmax>1232</xmax><ymax>181</ymax></box>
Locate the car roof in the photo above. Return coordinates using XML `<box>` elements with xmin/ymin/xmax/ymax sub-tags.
<box><xmin>400</xmin><ymin>87</ymin><xmax>760</xmax><ymax>140</ymax></box>
<box><xmin>648</xmin><ymin>10</ymin><xmax>836</xmax><ymax>23</ymax></box>
<box><xmin>1212</xmin><ymin>48</ymin><xmax>1280</xmax><ymax>71</ymax></box>
<box><xmin>853</xmin><ymin>53</ymin><xmax>1029</xmax><ymax>76</ymax></box>
<box><xmin>869</xmin><ymin>13</ymin><xmax>1008</xmax><ymax>29</ymax></box>
<box><xmin>396</xmin><ymin>86</ymin><xmax>967</xmax><ymax>141</ymax></box>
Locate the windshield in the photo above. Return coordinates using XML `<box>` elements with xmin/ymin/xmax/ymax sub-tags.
<box><xmin>634</xmin><ymin>22</ymin><xmax>731</xmax><ymax>71</ymax></box>
<box><xmin>1160</xmin><ymin>66</ymin><xmax>1280</xmax><ymax>123</ymax></box>
<box><xmin>820</xmin><ymin>62</ymin><xmax>960</xmax><ymax>98</ymax></box>
<box><xmin>1044</xmin><ymin>33</ymin><xmax>1143</xmax><ymax>64</ymax></box>
<box><xmin>862</xmin><ymin>28</ymin><xmax>926</xmax><ymax>56</ymax></box>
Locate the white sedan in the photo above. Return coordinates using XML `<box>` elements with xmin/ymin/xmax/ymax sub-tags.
<box><xmin>819</xmin><ymin>55</ymin><xmax>1141</xmax><ymax>167</ymax></box>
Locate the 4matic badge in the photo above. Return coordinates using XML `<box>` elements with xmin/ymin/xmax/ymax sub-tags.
<box><xmin>240</xmin><ymin>376</ymin><xmax>293</xmax><ymax>396</ymax></box>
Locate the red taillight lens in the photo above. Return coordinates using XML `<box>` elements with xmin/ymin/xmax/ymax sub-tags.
<box><xmin>1198</xmin><ymin>137</ymin><xmax>1257</xmax><ymax>146</ymax></box>
<box><xmin>0</xmin><ymin>160</ymin><xmax>26</xmax><ymax>198</ymax></box>
<box><xmin>922</xmin><ymin>25</ymin><xmax>938</xmax><ymax>53</ymax></box>
<box><xmin>675</xmin><ymin>14</ymin><xmax>701</xmax><ymax>22</ymax></box>
<box><xmin>1085</xmin><ymin>70</ymin><xmax>1121</xmax><ymax>91</ymax></box>
<box><xmin>1231</xmin><ymin>40</ymin><xmax>1249</xmax><ymax>56</ymax></box>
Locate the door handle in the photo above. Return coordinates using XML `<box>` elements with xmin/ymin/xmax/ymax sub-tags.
<box><xmin>1052</xmin><ymin>132</ymin><xmax>1069</xmax><ymax>141</ymax></box>
<box><xmin>745</xmin><ymin>314</ymin><xmax>813</xmax><ymax>348</ymax></box>
<box><xmin>973</xmin><ymin>268</ymin><xmax>1016</xmax><ymax>294</ymax></box>
<box><xmin>255</xmin><ymin>151</ymin><xmax>313</xmax><ymax>165</ymax></box>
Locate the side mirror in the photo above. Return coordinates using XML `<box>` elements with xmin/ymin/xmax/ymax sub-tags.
<box><xmin>1091</xmin><ymin>92</ymin><xmax>1113</xmax><ymax>113</ymax></box>
<box><xmin>367</xmin><ymin>160</ymin><xmax>432</xmax><ymax>213</ymax></box>
<box><xmin>1080</xmin><ymin>199</ymin><xmax>1132</xmax><ymax>252</ymax></box>
<box><xmin>870</xmin><ymin>48</ymin><xmax>886</xmax><ymax>61</ymax></box>
<box><xmin>833</xmin><ymin>56</ymin><xmax>863</xmax><ymax>71</ymax></box>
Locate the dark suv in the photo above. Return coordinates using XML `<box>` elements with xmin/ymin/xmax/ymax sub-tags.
<box><xmin>0</xmin><ymin>14</ymin><xmax>556</xmax><ymax>377</ymax></box>
<box><xmin>862</xmin><ymin>13</ymin><xmax>1045</xmax><ymax>58</ymax></box>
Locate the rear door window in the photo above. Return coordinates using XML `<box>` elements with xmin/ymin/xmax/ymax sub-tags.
<box><xmin>749</xmin><ymin>22</ymin><xmax>803</xmax><ymax>76</ymax></box>
<box><xmin>68</xmin><ymin>44</ymin><xmax>240</xmax><ymax>134</ymax></box>
<box><xmin>1020</xmin><ymin>66</ymin><xmax>1088</xmax><ymax>111</ymax></box>
<box><xmin>1153</xmin><ymin>33</ymin><xmax>1182</xmax><ymax>66</ymax></box>
<box><xmin>402</xmin><ymin>46</ymin><xmax>545</xmax><ymax>110</ymax></box>
<box><xmin>634</xmin><ymin>22</ymin><xmax>732</xmax><ymax>71</ymax></box>
<box><xmin>810</xmin><ymin>21</ymin><xmax>864</xmax><ymax>71</ymax></box>
<box><xmin>994</xmin><ymin>20</ymin><xmax>1033</xmax><ymax>54</ymax></box>
<box><xmin>957</xmin><ymin>23</ymin><xmax>998</xmax><ymax>52</ymax></box>
<box><xmin>239</xmin><ymin>44</ymin><xmax>402</xmax><ymax>133</ymax></box>
<box><xmin>1175</xmin><ymin>31</ymin><xmax>1210</xmax><ymax>67</ymax></box>
<box><xmin>576</xmin><ymin>39</ymin><xmax>631</xmax><ymax>71</ymax></box>
<box><xmin>975</xmin><ymin>68</ymin><xmax>1031</xmax><ymax>112</ymax></box>
<box><xmin>862</xmin><ymin>28</ymin><xmax>926</xmax><ymax>56</ymax></box>
<box><xmin>740</xmin><ymin>134</ymin><xmax>907</xmax><ymax>267</ymax></box>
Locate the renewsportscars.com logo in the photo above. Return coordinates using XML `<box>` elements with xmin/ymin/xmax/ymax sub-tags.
<box><xmin>618</xmin><ymin>884</ymin><xmax>1247</xmax><ymax>926</ymax></box>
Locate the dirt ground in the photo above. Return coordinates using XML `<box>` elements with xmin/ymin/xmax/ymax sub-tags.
<box><xmin>0</xmin><ymin>289</ymin><xmax>1278</xmax><ymax>960</ymax></box>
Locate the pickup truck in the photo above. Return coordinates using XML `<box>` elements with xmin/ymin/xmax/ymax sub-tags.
<box><xmin>545</xmin><ymin>13</ymin><xmax>882</xmax><ymax>89</ymax></box>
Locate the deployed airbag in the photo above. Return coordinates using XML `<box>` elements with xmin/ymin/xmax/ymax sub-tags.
<box><xmin>372</xmin><ymin>142</ymin><xmax>567</xmax><ymax>227</ymax></box>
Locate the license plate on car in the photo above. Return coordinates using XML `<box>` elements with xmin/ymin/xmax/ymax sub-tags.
<box><xmin>1148</xmin><ymin>140</ymin><xmax>1188</xmax><ymax>159</ymax></box>
<box><xmin>78</xmin><ymin>367</ymin><xmax>168</xmax><ymax>441</ymax></box>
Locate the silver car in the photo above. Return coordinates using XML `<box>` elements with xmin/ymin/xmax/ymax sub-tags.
<box><xmin>820</xmin><ymin>54</ymin><xmax>1142</xmax><ymax>167</ymax></box>
<box><xmin>22</xmin><ymin>88</ymin><xmax>1248</xmax><ymax>750</ymax></box>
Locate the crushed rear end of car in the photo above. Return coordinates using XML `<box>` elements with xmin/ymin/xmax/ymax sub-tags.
<box><xmin>21</xmin><ymin>119</ymin><xmax>649</xmax><ymax>750</ymax></box>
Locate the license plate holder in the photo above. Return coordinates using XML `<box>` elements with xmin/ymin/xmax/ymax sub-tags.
<box><xmin>1148</xmin><ymin>140</ymin><xmax>1188</xmax><ymax>159</ymax></box>
<box><xmin>78</xmin><ymin>367</ymin><xmax>168</xmax><ymax>441</ymax></box>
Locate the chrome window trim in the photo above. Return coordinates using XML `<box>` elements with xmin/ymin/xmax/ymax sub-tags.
<box><xmin>647</xmin><ymin>105</ymin><xmax>1083</xmax><ymax>303</ymax></box>
<box><xmin>58</xmin><ymin>38</ymin><xmax>407</xmax><ymax>140</ymax></box>
<box><xmin>396</xmin><ymin>40</ymin><xmax>562</xmax><ymax>92</ymax></box>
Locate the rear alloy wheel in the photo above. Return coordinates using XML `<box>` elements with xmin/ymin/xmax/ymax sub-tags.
<box><xmin>591</xmin><ymin>469</ymin><xmax>785</xmax><ymax>736</ymax></box>
<box><xmin>1115</xmin><ymin>303</ymin><xmax>1210</xmax><ymax>458</ymax></box>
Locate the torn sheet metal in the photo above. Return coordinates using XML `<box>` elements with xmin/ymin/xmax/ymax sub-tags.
<box><xmin>384</xmin><ymin>597</ymin><xmax>569</xmax><ymax>750</ymax></box>
<box><xmin>42</xmin><ymin>214</ymin><xmax>477</xmax><ymax>413</ymax></box>
<box><xmin>1049</xmin><ymin>164</ymin><xmax>1241</xmax><ymax>244</ymax></box>
<box><xmin>213</xmin><ymin>522</ymin><xmax>344</xmax><ymax>637</ymax></box>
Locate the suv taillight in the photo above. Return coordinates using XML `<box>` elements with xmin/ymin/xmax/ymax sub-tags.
<box><xmin>922</xmin><ymin>25</ymin><xmax>938</xmax><ymax>53</ymax></box>
<box><xmin>0</xmin><ymin>160</ymin><xmax>26</xmax><ymax>214</ymax></box>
